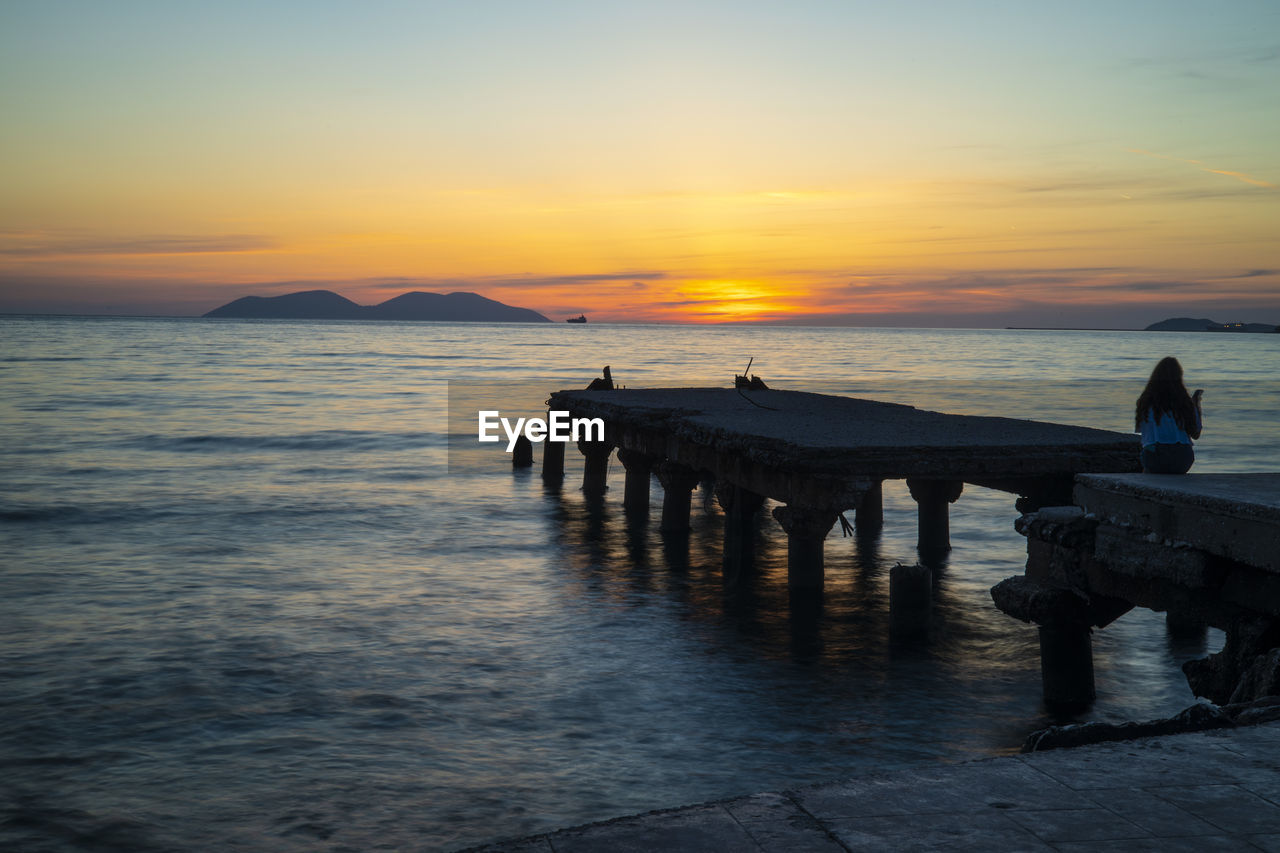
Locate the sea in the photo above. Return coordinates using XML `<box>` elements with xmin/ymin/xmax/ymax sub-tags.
<box><xmin>2</xmin><ymin>316</ymin><xmax>1277</xmax><ymax>851</ymax></box>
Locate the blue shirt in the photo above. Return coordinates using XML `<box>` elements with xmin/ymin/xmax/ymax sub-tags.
<box><xmin>1139</xmin><ymin>408</ymin><xmax>1201</xmax><ymax>448</ymax></box>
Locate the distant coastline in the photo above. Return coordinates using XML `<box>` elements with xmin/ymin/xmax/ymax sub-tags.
<box><xmin>1009</xmin><ymin>317</ymin><xmax>1279</xmax><ymax>333</ymax></box>
<box><xmin>1143</xmin><ymin>317</ymin><xmax>1279</xmax><ymax>333</ymax></box>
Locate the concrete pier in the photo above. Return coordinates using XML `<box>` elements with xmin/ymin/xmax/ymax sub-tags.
<box><xmin>549</xmin><ymin>387</ymin><xmax>1139</xmax><ymax>589</ymax></box>
<box><xmin>994</xmin><ymin>473</ymin><xmax>1280</xmax><ymax>710</ymax></box>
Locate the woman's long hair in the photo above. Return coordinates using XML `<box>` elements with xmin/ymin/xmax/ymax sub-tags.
<box><xmin>1135</xmin><ymin>356</ymin><xmax>1197</xmax><ymax>432</ymax></box>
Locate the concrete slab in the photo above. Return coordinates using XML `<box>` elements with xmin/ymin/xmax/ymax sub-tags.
<box><xmin>1075</xmin><ymin>473</ymin><xmax>1280</xmax><ymax>572</ymax></box>
<box><xmin>1001</xmin><ymin>807</ymin><xmax>1148</xmax><ymax>843</ymax></box>
<box><xmin>824</xmin><ymin>810</ymin><xmax>1054</xmax><ymax>851</ymax></box>
<box><xmin>1074</xmin><ymin>787</ymin><xmax>1222</xmax><ymax>837</ymax></box>
<box><xmin>540</xmin><ymin>805</ymin><xmax>762</xmax><ymax>853</ymax></box>
<box><xmin>793</xmin><ymin>760</ymin><xmax>1097</xmax><ymax>818</ymax></box>
<box><xmin>1149</xmin><ymin>785</ymin><xmax>1280</xmax><ymax>834</ymax></box>
<box><xmin>551</xmin><ymin>388</ymin><xmax>1140</xmax><ymax>491</ymax></box>
<box><xmin>1251</xmin><ymin>834</ymin><xmax>1280</xmax><ymax>852</ymax></box>
<box><xmin>1078</xmin><ymin>473</ymin><xmax>1280</xmax><ymax>514</ymax></box>
<box><xmin>1052</xmin><ymin>837</ymin><xmax>1248</xmax><ymax>852</ymax></box>
<box><xmin>460</xmin><ymin>722</ymin><xmax>1280</xmax><ymax>853</ymax></box>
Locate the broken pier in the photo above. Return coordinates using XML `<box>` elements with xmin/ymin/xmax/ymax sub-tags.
<box><xmin>542</xmin><ymin>387</ymin><xmax>1140</xmax><ymax>589</ymax></box>
<box><xmin>994</xmin><ymin>473</ymin><xmax>1280</xmax><ymax>710</ymax></box>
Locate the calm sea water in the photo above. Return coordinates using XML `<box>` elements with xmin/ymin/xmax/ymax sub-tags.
<box><xmin>2</xmin><ymin>317</ymin><xmax>1277</xmax><ymax>851</ymax></box>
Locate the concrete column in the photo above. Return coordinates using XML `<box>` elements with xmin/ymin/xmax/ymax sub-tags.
<box><xmin>855</xmin><ymin>480</ymin><xmax>884</xmax><ymax>535</ymax></box>
<box><xmin>889</xmin><ymin>563</ymin><xmax>932</xmax><ymax>638</ymax></box>
<box><xmin>772</xmin><ymin>505</ymin><xmax>838</xmax><ymax>590</ymax></box>
<box><xmin>512</xmin><ymin>435</ymin><xmax>534</xmax><ymax>468</ymax></box>
<box><xmin>656</xmin><ymin>462</ymin><xmax>701</xmax><ymax>533</ymax></box>
<box><xmin>1039</xmin><ymin>623</ymin><xmax>1096</xmax><ymax>709</ymax></box>
<box><xmin>715</xmin><ymin>481</ymin><xmax>765</xmax><ymax>585</ymax></box>
<box><xmin>1166</xmin><ymin>608</ymin><xmax>1208</xmax><ymax>640</ymax></box>
<box><xmin>577</xmin><ymin>439</ymin><xmax>615</xmax><ymax>497</ymax></box>
<box><xmin>616</xmin><ymin>449</ymin><xmax>654</xmax><ymax>515</ymax></box>
<box><xmin>541</xmin><ymin>434</ymin><xmax>565</xmax><ymax>483</ymax></box>
<box><xmin>907</xmin><ymin>479</ymin><xmax>964</xmax><ymax>555</ymax></box>
<box><xmin>991</xmin><ymin>576</ymin><xmax>1101</xmax><ymax>711</ymax></box>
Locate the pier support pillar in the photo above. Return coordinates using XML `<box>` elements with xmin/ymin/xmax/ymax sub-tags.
<box><xmin>890</xmin><ymin>563</ymin><xmax>932</xmax><ymax>638</ymax></box>
<box><xmin>1166</xmin><ymin>608</ymin><xmax>1208</xmax><ymax>640</ymax></box>
<box><xmin>577</xmin><ymin>439</ymin><xmax>615</xmax><ymax>497</ymax></box>
<box><xmin>907</xmin><ymin>479</ymin><xmax>963</xmax><ymax>556</ymax></box>
<box><xmin>855</xmin><ymin>480</ymin><xmax>884</xmax><ymax>535</ymax></box>
<box><xmin>541</xmin><ymin>433</ymin><xmax>565</xmax><ymax>483</ymax></box>
<box><xmin>772</xmin><ymin>505</ymin><xmax>838</xmax><ymax>591</ymax></box>
<box><xmin>657</xmin><ymin>462</ymin><xmax>701</xmax><ymax>533</ymax></box>
<box><xmin>715</xmin><ymin>482</ymin><xmax>765</xmax><ymax>585</ymax></box>
<box><xmin>991</xmin><ymin>575</ymin><xmax>1104</xmax><ymax>711</ymax></box>
<box><xmin>1039</xmin><ymin>624</ymin><xmax>1096</xmax><ymax>709</ymax></box>
<box><xmin>512</xmin><ymin>435</ymin><xmax>534</xmax><ymax>468</ymax></box>
<box><xmin>616</xmin><ymin>449</ymin><xmax>655</xmax><ymax>515</ymax></box>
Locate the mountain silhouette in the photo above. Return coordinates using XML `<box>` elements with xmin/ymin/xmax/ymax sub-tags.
<box><xmin>204</xmin><ymin>289</ymin><xmax>551</xmax><ymax>322</ymax></box>
<box><xmin>365</xmin><ymin>291</ymin><xmax>550</xmax><ymax>322</ymax></box>
<box><xmin>204</xmin><ymin>290</ymin><xmax>364</xmax><ymax>319</ymax></box>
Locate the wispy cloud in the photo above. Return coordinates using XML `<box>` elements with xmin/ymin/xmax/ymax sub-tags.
<box><xmin>1127</xmin><ymin>149</ymin><xmax>1274</xmax><ymax>188</ymax></box>
<box><xmin>357</xmin><ymin>272</ymin><xmax>670</xmax><ymax>291</ymax></box>
<box><xmin>0</xmin><ymin>234</ymin><xmax>277</xmax><ymax>257</ymax></box>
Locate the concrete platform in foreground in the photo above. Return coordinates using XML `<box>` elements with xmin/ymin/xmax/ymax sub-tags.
<box><xmin>466</xmin><ymin>722</ymin><xmax>1280</xmax><ymax>852</ymax></box>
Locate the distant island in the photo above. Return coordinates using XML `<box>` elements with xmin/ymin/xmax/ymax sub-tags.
<box><xmin>1145</xmin><ymin>317</ymin><xmax>1279</xmax><ymax>333</ymax></box>
<box><xmin>203</xmin><ymin>290</ymin><xmax>551</xmax><ymax>322</ymax></box>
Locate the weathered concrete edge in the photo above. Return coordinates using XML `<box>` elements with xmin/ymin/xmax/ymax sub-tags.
<box><xmin>454</xmin><ymin>700</ymin><xmax>1280</xmax><ymax>853</ymax></box>
<box><xmin>549</xmin><ymin>388</ymin><xmax>1139</xmax><ymax>481</ymax></box>
<box><xmin>1077</xmin><ymin>472</ymin><xmax>1280</xmax><ymax>522</ymax></box>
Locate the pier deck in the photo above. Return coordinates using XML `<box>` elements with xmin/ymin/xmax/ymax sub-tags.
<box><xmin>546</xmin><ymin>387</ymin><xmax>1140</xmax><ymax>588</ymax></box>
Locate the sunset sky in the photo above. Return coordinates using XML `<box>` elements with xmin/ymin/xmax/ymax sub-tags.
<box><xmin>2</xmin><ymin>1</ymin><xmax>1277</xmax><ymax>326</ymax></box>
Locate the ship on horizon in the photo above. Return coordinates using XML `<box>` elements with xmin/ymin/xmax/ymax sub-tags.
<box><xmin>566</xmin><ymin>314</ymin><xmax>587</xmax><ymax>324</ymax></box>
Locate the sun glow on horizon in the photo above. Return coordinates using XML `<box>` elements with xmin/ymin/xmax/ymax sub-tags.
<box><xmin>1</xmin><ymin>2</ymin><xmax>1277</xmax><ymax>325</ymax></box>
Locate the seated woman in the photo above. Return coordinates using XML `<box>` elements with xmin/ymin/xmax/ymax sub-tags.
<box><xmin>1135</xmin><ymin>356</ymin><xmax>1203</xmax><ymax>474</ymax></box>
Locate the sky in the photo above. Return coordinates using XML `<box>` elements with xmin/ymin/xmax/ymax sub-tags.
<box><xmin>1</xmin><ymin>0</ymin><xmax>1277</xmax><ymax>327</ymax></box>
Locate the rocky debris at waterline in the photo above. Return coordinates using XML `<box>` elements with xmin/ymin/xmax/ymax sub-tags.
<box><xmin>203</xmin><ymin>289</ymin><xmax>552</xmax><ymax>322</ymax></box>
<box><xmin>1184</xmin><ymin>617</ymin><xmax>1280</xmax><ymax>705</ymax></box>
<box><xmin>1022</xmin><ymin>695</ymin><xmax>1280</xmax><ymax>752</ymax></box>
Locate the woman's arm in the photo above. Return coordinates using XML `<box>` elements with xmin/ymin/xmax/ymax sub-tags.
<box><xmin>1189</xmin><ymin>389</ymin><xmax>1204</xmax><ymax>439</ymax></box>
